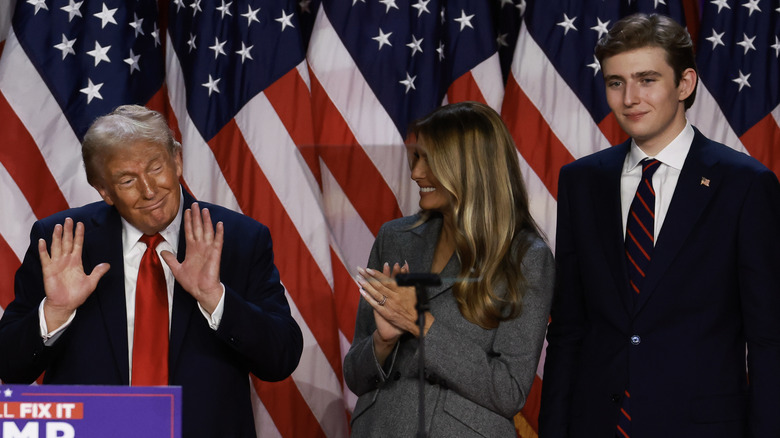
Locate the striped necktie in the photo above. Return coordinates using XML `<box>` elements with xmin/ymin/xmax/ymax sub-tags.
<box><xmin>625</xmin><ymin>158</ymin><xmax>661</xmax><ymax>300</ymax></box>
<box><xmin>618</xmin><ymin>158</ymin><xmax>660</xmax><ymax>437</ymax></box>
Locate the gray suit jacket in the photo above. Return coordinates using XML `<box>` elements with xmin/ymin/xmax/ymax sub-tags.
<box><xmin>344</xmin><ymin>214</ymin><xmax>554</xmax><ymax>437</ymax></box>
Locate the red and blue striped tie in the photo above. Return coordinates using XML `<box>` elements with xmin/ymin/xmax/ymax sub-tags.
<box><xmin>625</xmin><ymin>158</ymin><xmax>660</xmax><ymax>303</ymax></box>
<box><xmin>618</xmin><ymin>158</ymin><xmax>660</xmax><ymax>437</ymax></box>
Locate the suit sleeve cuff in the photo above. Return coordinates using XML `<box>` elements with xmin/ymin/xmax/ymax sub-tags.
<box><xmin>372</xmin><ymin>335</ymin><xmax>399</xmax><ymax>380</ymax></box>
<box><xmin>197</xmin><ymin>283</ymin><xmax>226</xmax><ymax>330</ymax></box>
<box><xmin>39</xmin><ymin>298</ymin><xmax>76</xmax><ymax>346</ymax></box>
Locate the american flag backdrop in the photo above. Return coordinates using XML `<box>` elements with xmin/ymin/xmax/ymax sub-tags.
<box><xmin>687</xmin><ymin>0</ymin><xmax>780</xmax><ymax>171</ymax></box>
<box><xmin>0</xmin><ymin>1</ymin><xmax>777</xmax><ymax>437</ymax></box>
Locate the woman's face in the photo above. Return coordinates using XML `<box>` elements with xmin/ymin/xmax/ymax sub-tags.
<box><xmin>407</xmin><ymin>141</ymin><xmax>451</xmax><ymax>213</ymax></box>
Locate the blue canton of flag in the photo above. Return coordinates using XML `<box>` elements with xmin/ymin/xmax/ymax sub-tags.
<box><xmin>322</xmin><ymin>0</ymin><xmax>498</xmax><ymax>138</ymax></box>
<box><xmin>13</xmin><ymin>0</ymin><xmax>164</xmax><ymax>139</ymax></box>
<box><xmin>524</xmin><ymin>0</ymin><xmax>686</xmax><ymax>127</ymax></box>
<box><xmin>696</xmin><ymin>0</ymin><xmax>780</xmax><ymax>136</ymax></box>
<box><xmin>167</xmin><ymin>0</ymin><xmax>306</xmax><ymax>141</ymax></box>
<box><xmin>495</xmin><ymin>0</ymin><xmax>526</xmax><ymax>83</ymax></box>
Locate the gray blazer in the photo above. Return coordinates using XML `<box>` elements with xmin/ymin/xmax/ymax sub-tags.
<box><xmin>344</xmin><ymin>214</ymin><xmax>554</xmax><ymax>437</ymax></box>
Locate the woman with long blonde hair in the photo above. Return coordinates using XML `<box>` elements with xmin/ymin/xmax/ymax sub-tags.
<box><xmin>344</xmin><ymin>101</ymin><xmax>554</xmax><ymax>437</ymax></box>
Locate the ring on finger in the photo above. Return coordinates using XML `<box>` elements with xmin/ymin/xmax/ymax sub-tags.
<box><xmin>378</xmin><ymin>295</ymin><xmax>387</xmax><ymax>306</ymax></box>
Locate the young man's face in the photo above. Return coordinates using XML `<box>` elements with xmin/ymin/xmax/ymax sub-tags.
<box><xmin>602</xmin><ymin>46</ymin><xmax>695</xmax><ymax>154</ymax></box>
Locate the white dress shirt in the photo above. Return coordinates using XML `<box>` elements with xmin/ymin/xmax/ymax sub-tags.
<box><xmin>621</xmin><ymin>122</ymin><xmax>694</xmax><ymax>243</ymax></box>
<box><xmin>39</xmin><ymin>190</ymin><xmax>226</xmax><ymax>380</ymax></box>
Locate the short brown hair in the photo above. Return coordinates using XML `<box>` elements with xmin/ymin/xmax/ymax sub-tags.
<box><xmin>595</xmin><ymin>13</ymin><xmax>697</xmax><ymax>110</ymax></box>
<box><xmin>82</xmin><ymin>105</ymin><xmax>181</xmax><ymax>187</ymax></box>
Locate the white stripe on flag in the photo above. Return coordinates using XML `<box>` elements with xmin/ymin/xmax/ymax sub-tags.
<box><xmin>0</xmin><ymin>162</ymin><xmax>34</xmax><ymax>261</ymax></box>
<box><xmin>307</xmin><ymin>6</ymin><xmax>417</xmax><ymax>217</ymax></box>
<box><xmin>513</xmin><ymin>26</ymin><xmax>612</xmax><ymax>160</ymax></box>
<box><xmin>296</xmin><ymin>60</ymin><xmax>312</xmax><ymax>92</ymax></box>
<box><xmin>687</xmin><ymin>82</ymin><xmax>749</xmax><ymax>154</ymax></box>
<box><xmin>517</xmin><ymin>152</ymin><xmax>558</xmax><ymax>251</ymax></box>
<box><xmin>471</xmin><ymin>52</ymin><xmax>504</xmax><ymax>112</ymax></box>
<box><xmin>235</xmin><ymin>91</ymin><xmax>334</xmax><ymax>287</ymax></box>
<box><xmin>320</xmin><ymin>163</ymin><xmax>375</xmax><ymax>278</ymax></box>
<box><xmin>287</xmin><ymin>291</ymin><xmax>350</xmax><ymax>438</ymax></box>
<box><xmin>0</xmin><ymin>30</ymin><xmax>98</xmax><ymax>208</ymax></box>
<box><xmin>164</xmin><ymin>38</ymin><xmax>242</xmax><ymax>210</ymax></box>
<box><xmin>250</xmin><ymin>383</ymin><xmax>284</xmax><ymax>438</ymax></box>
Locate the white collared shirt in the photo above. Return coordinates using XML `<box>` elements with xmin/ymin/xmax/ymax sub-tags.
<box><xmin>39</xmin><ymin>189</ymin><xmax>226</xmax><ymax>377</ymax></box>
<box><xmin>121</xmin><ymin>194</ymin><xmax>183</xmax><ymax>374</ymax></box>
<box><xmin>621</xmin><ymin>122</ymin><xmax>695</xmax><ymax>243</ymax></box>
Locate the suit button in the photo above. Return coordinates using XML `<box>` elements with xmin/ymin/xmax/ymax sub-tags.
<box><xmin>610</xmin><ymin>394</ymin><xmax>621</xmax><ymax>403</ymax></box>
<box><xmin>630</xmin><ymin>335</ymin><xmax>641</xmax><ymax>345</ymax></box>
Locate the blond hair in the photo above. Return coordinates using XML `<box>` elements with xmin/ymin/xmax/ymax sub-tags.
<box><xmin>408</xmin><ymin>102</ymin><xmax>542</xmax><ymax>329</ymax></box>
<box><xmin>82</xmin><ymin>105</ymin><xmax>181</xmax><ymax>187</ymax></box>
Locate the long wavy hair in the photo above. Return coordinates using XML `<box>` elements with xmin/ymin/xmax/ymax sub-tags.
<box><xmin>408</xmin><ymin>101</ymin><xmax>542</xmax><ymax>329</ymax></box>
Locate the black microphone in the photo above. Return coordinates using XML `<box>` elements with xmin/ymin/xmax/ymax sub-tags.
<box><xmin>394</xmin><ymin>272</ymin><xmax>441</xmax><ymax>438</ymax></box>
<box><xmin>395</xmin><ymin>273</ymin><xmax>441</xmax><ymax>287</ymax></box>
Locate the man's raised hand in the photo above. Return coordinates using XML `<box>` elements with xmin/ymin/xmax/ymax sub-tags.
<box><xmin>40</xmin><ymin>218</ymin><xmax>110</xmax><ymax>330</ymax></box>
<box><xmin>161</xmin><ymin>203</ymin><xmax>224</xmax><ymax>314</ymax></box>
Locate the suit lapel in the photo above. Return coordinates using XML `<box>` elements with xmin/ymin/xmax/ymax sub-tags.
<box><xmin>168</xmin><ymin>190</ymin><xmax>197</xmax><ymax>375</ymax></box>
<box><xmin>84</xmin><ymin>205</ymin><xmax>131</xmax><ymax>384</ymax></box>
<box><xmin>635</xmin><ymin>129</ymin><xmax>720</xmax><ymax>314</ymax></box>
<box><xmin>406</xmin><ymin>216</ymin><xmax>456</xmax><ymax>300</ymax></box>
<box><xmin>593</xmin><ymin>142</ymin><xmax>634</xmax><ymax>314</ymax></box>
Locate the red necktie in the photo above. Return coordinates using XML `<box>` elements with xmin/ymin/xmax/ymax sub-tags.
<box><xmin>131</xmin><ymin>233</ymin><xmax>169</xmax><ymax>386</ymax></box>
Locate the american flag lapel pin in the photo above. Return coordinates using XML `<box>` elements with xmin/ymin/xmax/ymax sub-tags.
<box><xmin>700</xmin><ymin>177</ymin><xmax>710</xmax><ymax>187</ymax></box>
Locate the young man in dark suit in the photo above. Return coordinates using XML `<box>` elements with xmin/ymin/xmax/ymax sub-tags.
<box><xmin>0</xmin><ymin>105</ymin><xmax>303</xmax><ymax>437</ymax></box>
<box><xmin>539</xmin><ymin>13</ymin><xmax>780</xmax><ymax>438</ymax></box>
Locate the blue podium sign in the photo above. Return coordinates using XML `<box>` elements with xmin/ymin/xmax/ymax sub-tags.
<box><xmin>0</xmin><ymin>385</ymin><xmax>181</xmax><ymax>438</ymax></box>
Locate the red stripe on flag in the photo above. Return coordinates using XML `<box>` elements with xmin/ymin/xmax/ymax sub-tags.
<box><xmin>0</xmin><ymin>91</ymin><xmax>69</xmax><ymax>218</ymax></box>
<box><xmin>331</xmin><ymin>248</ymin><xmax>359</xmax><ymax>341</ymax></box>
<box><xmin>598</xmin><ymin>112</ymin><xmax>630</xmax><ymax>146</ymax></box>
<box><xmin>682</xmin><ymin>0</ymin><xmax>702</xmax><ymax>47</ymax></box>
<box><xmin>447</xmin><ymin>71</ymin><xmax>487</xmax><ymax>105</ymax></box>
<box><xmin>206</xmin><ymin>119</ymin><xmax>343</xmax><ymax>379</ymax></box>
<box><xmin>262</xmin><ymin>62</ymin><xmax>361</xmax><ymax>345</ymax></box>
<box><xmin>253</xmin><ymin>376</ymin><xmax>328</xmax><ymax>438</ymax></box>
<box><xmin>739</xmin><ymin>113</ymin><xmax>780</xmax><ymax>176</ymax></box>
<box><xmin>502</xmin><ymin>77</ymin><xmax>575</xmax><ymax>199</ymax></box>
<box><xmin>310</xmin><ymin>74</ymin><xmax>402</xmax><ymax>236</ymax></box>
<box><xmin>263</xmin><ymin>68</ymin><xmax>322</xmax><ymax>186</ymax></box>
<box><xmin>152</xmin><ymin>87</ymin><xmax>184</xmax><ymax>148</ymax></box>
<box><xmin>146</xmin><ymin>86</ymin><xmax>176</xmax><ymax>135</ymax></box>
<box><xmin>518</xmin><ymin>374</ymin><xmax>543</xmax><ymax>434</ymax></box>
<box><xmin>0</xmin><ymin>235</ymin><xmax>19</xmax><ymax>309</ymax></box>
<box><xmin>157</xmin><ymin>89</ymin><xmax>182</xmax><ymax>147</ymax></box>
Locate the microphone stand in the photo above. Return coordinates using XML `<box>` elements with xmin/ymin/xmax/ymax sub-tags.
<box><xmin>395</xmin><ymin>273</ymin><xmax>441</xmax><ymax>438</ymax></box>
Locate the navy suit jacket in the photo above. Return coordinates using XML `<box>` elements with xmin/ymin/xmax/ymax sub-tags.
<box><xmin>0</xmin><ymin>189</ymin><xmax>303</xmax><ymax>437</ymax></box>
<box><xmin>539</xmin><ymin>128</ymin><xmax>780</xmax><ymax>437</ymax></box>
